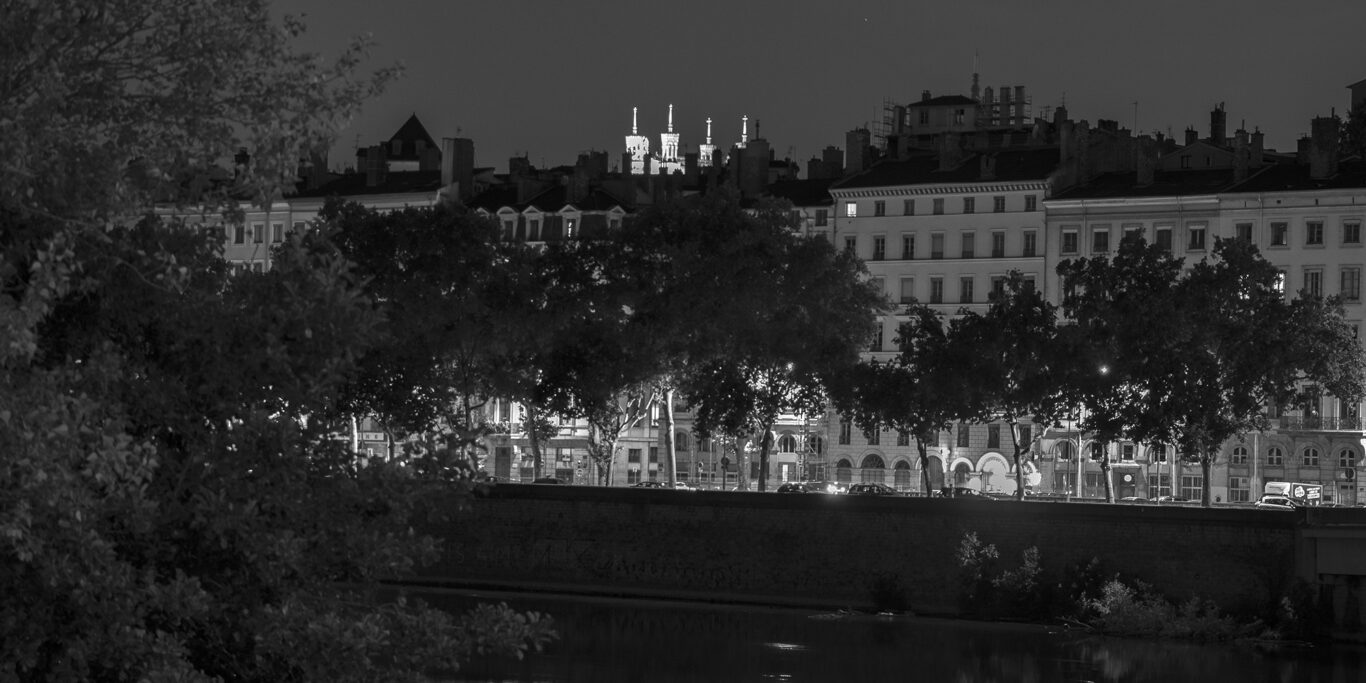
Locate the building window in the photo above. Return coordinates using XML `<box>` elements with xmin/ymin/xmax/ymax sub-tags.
<box><xmin>991</xmin><ymin>231</ymin><xmax>1006</xmax><ymax>258</ymax></box>
<box><xmin>1180</xmin><ymin>475</ymin><xmax>1203</xmax><ymax>500</ymax></box>
<box><xmin>1265</xmin><ymin>446</ymin><xmax>1284</xmax><ymax>466</ymax></box>
<box><xmin>902</xmin><ymin>234</ymin><xmax>915</xmax><ymax>259</ymax></box>
<box><xmin>899</xmin><ymin>277</ymin><xmax>915</xmax><ymax>303</ymax></box>
<box><xmin>1346</xmin><ymin>221</ymin><xmax>1362</xmax><ymax>245</ymax></box>
<box><xmin>931</xmin><ymin>233</ymin><xmax>944</xmax><ymax>259</ymax></box>
<box><xmin>565</xmin><ymin>218</ymin><xmax>577</xmax><ymax>238</ymax></box>
<box><xmin>960</xmin><ymin>276</ymin><xmax>974</xmax><ymax>303</ymax></box>
<box><xmin>1093</xmin><ymin>228</ymin><xmax>1110</xmax><ymax>253</ymax></box>
<box><xmin>1123</xmin><ymin>225</ymin><xmax>1143</xmax><ymax>243</ymax></box>
<box><xmin>987</xmin><ymin>424</ymin><xmax>1000</xmax><ymax>448</ymax></box>
<box><xmin>933</xmin><ymin>198</ymin><xmax>944</xmax><ymax>215</ymax></box>
<box><xmin>1274</xmin><ymin>270</ymin><xmax>1286</xmax><ymax>296</ymax></box>
<box><xmin>1232</xmin><ymin>222</ymin><xmax>1252</xmax><ymax>243</ymax></box>
<box><xmin>1187</xmin><ymin>225</ymin><xmax>1206</xmax><ymax>250</ymax></box>
<box><xmin>1304</xmin><ymin>268</ymin><xmax>1323</xmax><ymax>298</ymax></box>
<box><xmin>1230</xmin><ymin>446</ymin><xmax>1248</xmax><ymax>464</ymax></box>
<box><xmin>1151</xmin><ymin>444</ymin><xmax>1167</xmax><ymax>463</ymax></box>
<box><xmin>866</xmin><ymin>424</ymin><xmax>881</xmax><ymax>445</ymax></box>
<box><xmin>815</xmin><ymin>209</ymin><xmax>828</xmax><ymax>226</ymax></box>
<box><xmin>1025</xmin><ymin>195</ymin><xmax>1037</xmax><ymax>212</ymax></box>
<box><xmin>961</xmin><ymin>232</ymin><xmax>975</xmax><ymax>259</ymax></box>
<box><xmin>233</xmin><ymin>224</ymin><xmax>245</xmax><ymax>244</ymax></box>
<box><xmin>957</xmin><ymin>423</ymin><xmax>970</xmax><ymax>448</ymax></box>
<box><xmin>628</xmin><ymin>448</ymin><xmax>641</xmax><ymax>463</ymax></box>
<box><xmin>1062</xmin><ymin>229</ymin><xmax>1079</xmax><ymax>255</ymax></box>
<box><xmin>1180</xmin><ymin>155</ymin><xmax>1191</xmax><ymax>169</ymax></box>
<box><xmin>1119</xmin><ymin>443</ymin><xmax>1135</xmax><ymax>461</ymax></box>
<box><xmin>271</xmin><ymin>223</ymin><xmax>283</xmax><ymax>243</ymax></box>
<box><xmin>845</xmin><ymin>235</ymin><xmax>857</xmax><ymax>255</ymax></box>
<box><xmin>990</xmin><ymin>276</ymin><xmax>1007</xmax><ymax>300</ymax></box>
<box><xmin>1270</xmin><ymin>222</ymin><xmax>1288</xmax><ymax>246</ymax></box>
<box><xmin>1023</xmin><ymin>231</ymin><xmax>1037</xmax><ymax>257</ymax></box>
<box><xmin>1020</xmin><ymin>425</ymin><xmax>1031</xmax><ymax>446</ymax></box>
<box><xmin>963</xmin><ymin>197</ymin><xmax>975</xmax><ymax>214</ymax></box>
<box><xmin>845</xmin><ymin>202</ymin><xmax>857</xmax><ymax>218</ymax></box>
<box><xmin>919</xmin><ymin>109</ymin><xmax>930</xmax><ymax>125</ymax></box>
<box><xmin>897</xmin><ymin>431</ymin><xmax>910</xmax><ymax>447</ymax></box>
<box><xmin>252</xmin><ymin>223</ymin><xmax>264</xmax><ymax>244</ymax></box>
<box><xmin>1302</xmin><ymin>447</ymin><xmax>1320</xmax><ymax>467</ymax></box>
<box><xmin>1341</xmin><ymin>449</ymin><xmax>1358</xmax><ymax>468</ymax></box>
<box><xmin>903</xmin><ymin>199</ymin><xmax>915</xmax><ymax>215</ymax></box>
<box><xmin>839</xmin><ymin>417</ymin><xmax>851</xmax><ymax>445</ymax></box>
<box><xmin>954</xmin><ymin>108</ymin><xmax>965</xmax><ymax>125</ymax></box>
<box><xmin>930</xmin><ymin>277</ymin><xmax>944</xmax><ymax>304</ymax></box>
<box><xmin>528</xmin><ymin>219</ymin><xmax>541</xmax><ymax>240</ymax></box>
<box><xmin>872</xmin><ymin>236</ymin><xmax>886</xmax><ymax>261</ymax></box>
<box><xmin>1306</xmin><ymin>220</ymin><xmax>1324</xmax><ymax>246</ymax></box>
<box><xmin>993</xmin><ymin>196</ymin><xmax>1005</xmax><ymax>213</ymax></box>
<box><xmin>1229</xmin><ymin>477</ymin><xmax>1250</xmax><ymax>502</ymax></box>
<box><xmin>874</xmin><ymin>200</ymin><xmax>886</xmax><ymax>217</ymax></box>
<box><xmin>1342</xmin><ymin>267</ymin><xmax>1361</xmax><ymax>302</ymax></box>
<box><xmin>1155</xmin><ymin>226</ymin><xmax>1173</xmax><ymax>252</ymax></box>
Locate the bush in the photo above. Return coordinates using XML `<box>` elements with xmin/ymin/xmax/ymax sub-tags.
<box><xmin>1078</xmin><ymin>578</ymin><xmax>1255</xmax><ymax>642</ymax></box>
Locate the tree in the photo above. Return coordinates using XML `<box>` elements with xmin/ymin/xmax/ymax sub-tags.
<box><xmin>950</xmin><ymin>273</ymin><xmax>1071</xmax><ymax>500</ymax></box>
<box><xmin>630</xmin><ymin>192</ymin><xmax>885</xmax><ymax>492</ymax></box>
<box><xmin>2</xmin><ymin>3</ymin><xmax>553</xmax><ymax>678</ymax></box>
<box><xmin>1059</xmin><ymin>237</ymin><xmax>1366</xmax><ymax>507</ymax></box>
<box><xmin>1341</xmin><ymin>100</ymin><xmax>1366</xmax><ymax>161</ymax></box>
<box><xmin>831</xmin><ymin>304</ymin><xmax>964</xmax><ymax>496</ymax></box>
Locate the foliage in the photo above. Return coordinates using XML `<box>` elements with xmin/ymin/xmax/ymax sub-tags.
<box><xmin>1078</xmin><ymin>579</ymin><xmax>1254</xmax><ymax>642</ymax></box>
<box><xmin>950</xmin><ymin>272</ymin><xmax>1070</xmax><ymax>499</ymax></box>
<box><xmin>1059</xmin><ymin>237</ymin><xmax>1366</xmax><ymax>505</ymax></box>
<box><xmin>1</xmin><ymin>2</ymin><xmax>554</xmax><ymax>679</ymax></box>
<box><xmin>1341</xmin><ymin>100</ymin><xmax>1366</xmax><ymax>161</ymax></box>
<box><xmin>954</xmin><ymin>533</ymin><xmax>1051</xmax><ymax>620</ymax></box>
<box><xmin>628</xmin><ymin>191</ymin><xmax>886</xmax><ymax>490</ymax></box>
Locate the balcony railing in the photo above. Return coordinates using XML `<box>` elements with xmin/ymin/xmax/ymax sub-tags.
<box><xmin>1274</xmin><ymin>416</ymin><xmax>1365</xmax><ymax>432</ymax></box>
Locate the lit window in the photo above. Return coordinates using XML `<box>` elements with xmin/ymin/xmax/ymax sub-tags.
<box><xmin>566</xmin><ymin>218</ymin><xmax>577</xmax><ymax>238</ymax></box>
<box><xmin>846</xmin><ymin>202</ymin><xmax>858</xmax><ymax>218</ymax></box>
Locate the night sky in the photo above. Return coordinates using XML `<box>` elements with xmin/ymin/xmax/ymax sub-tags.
<box><xmin>274</xmin><ymin>0</ymin><xmax>1366</xmax><ymax>174</ymax></box>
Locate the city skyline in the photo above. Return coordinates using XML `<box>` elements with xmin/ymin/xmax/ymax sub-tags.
<box><xmin>275</xmin><ymin>0</ymin><xmax>1366</xmax><ymax>173</ymax></box>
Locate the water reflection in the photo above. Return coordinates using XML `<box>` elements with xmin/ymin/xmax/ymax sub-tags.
<box><xmin>418</xmin><ymin>589</ymin><xmax>1363</xmax><ymax>682</ymax></box>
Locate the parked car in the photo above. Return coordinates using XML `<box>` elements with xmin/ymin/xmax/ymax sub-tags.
<box><xmin>939</xmin><ymin>486</ymin><xmax>992</xmax><ymax>499</ymax></box>
<box><xmin>1254</xmin><ymin>495</ymin><xmax>1299</xmax><ymax>510</ymax></box>
<box><xmin>631</xmin><ymin>481</ymin><xmax>667</xmax><ymax>489</ymax></box>
<box><xmin>846</xmin><ymin>483</ymin><xmax>899</xmax><ymax>496</ymax></box>
<box><xmin>1118</xmin><ymin>496</ymin><xmax>1152</xmax><ymax>504</ymax></box>
<box><xmin>776</xmin><ymin>481</ymin><xmax>844</xmax><ymax>494</ymax></box>
<box><xmin>1150</xmin><ymin>496</ymin><xmax>1193</xmax><ymax>503</ymax></box>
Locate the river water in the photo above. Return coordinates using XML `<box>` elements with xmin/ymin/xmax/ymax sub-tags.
<box><xmin>419</xmin><ymin>589</ymin><xmax>1364</xmax><ymax>682</ymax></box>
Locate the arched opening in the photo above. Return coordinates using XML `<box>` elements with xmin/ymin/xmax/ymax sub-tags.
<box><xmin>777</xmin><ymin>433</ymin><xmax>798</xmax><ymax>453</ymax></box>
<box><xmin>860</xmin><ymin>453</ymin><xmax>886</xmax><ymax>483</ymax></box>
<box><xmin>952</xmin><ymin>461</ymin><xmax>972</xmax><ymax>487</ymax></box>
<box><xmin>893</xmin><ymin>460</ymin><xmax>913</xmax><ymax>490</ymax></box>
<box><xmin>835</xmin><ymin>458</ymin><xmax>853</xmax><ymax>485</ymax></box>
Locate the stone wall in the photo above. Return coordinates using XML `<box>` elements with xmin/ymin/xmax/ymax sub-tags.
<box><xmin>413</xmin><ymin>486</ymin><xmax>1316</xmax><ymax>618</ymax></box>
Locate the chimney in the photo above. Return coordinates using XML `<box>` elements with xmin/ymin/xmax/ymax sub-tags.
<box><xmin>1209</xmin><ymin>103</ymin><xmax>1227</xmax><ymax>146</ymax></box>
<box><xmin>1250</xmin><ymin>129</ymin><xmax>1264</xmax><ymax>169</ymax></box>
<box><xmin>1184</xmin><ymin>127</ymin><xmax>1199</xmax><ymax>146</ymax></box>
<box><xmin>1309</xmin><ymin>115</ymin><xmax>1341</xmax><ymax>179</ymax></box>
<box><xmin>921</xmin><ymin>89</ymin><xmax>931</xmax><ymax>102</ymax></box>
<box><xmin>1233</xmin><ymin>129</ymin><xmax>1250</xmax><ymax>182</ymax></box>
<box><xmin>364</xmin><ymin>144</ymin><xmax>386</xmax><ymax>187</ymax></box>
<box><xmin>440</xmin><ymin>137</ymin><xmax>475</xmax><ymax>201</ymax></box>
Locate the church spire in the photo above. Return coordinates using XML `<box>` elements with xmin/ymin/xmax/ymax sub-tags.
<box><xmin>668</xmin><ymin>104</ymin><xmax>674</xmax><ymax>133</ymax></box>
<box><xmin>740</xmin><ymin>115</ymin><xmax>749</xmax><ymax>148</ymax></box>
<box><xmin>632</xmin><ymin>106</ymin><xmax>638</xmax><ymax>135</ymax></box>
<box><xmin>705</xmin><ymin>117</ymin><xmax>712</xmax><ymax>145</ymax></box>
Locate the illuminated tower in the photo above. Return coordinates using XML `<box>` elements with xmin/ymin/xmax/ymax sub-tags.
<box><xmin>659</xmin><ymin>104</ymin><xmax>683</xmax><ymax>174</ymax></box>
<box><xmin>625</xmin><ymin>106</ymin><xmax>651</xmax><ymax>175</ymax></box>
<box><xmin>739</xmin><ymin>114</ymin><xmax>749</xmax><ymax>149</ymax></box>
<box><xmin>699</xmin><ymin>117</ymin><xmax>717</xmax><ymax>168</ymax></box>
